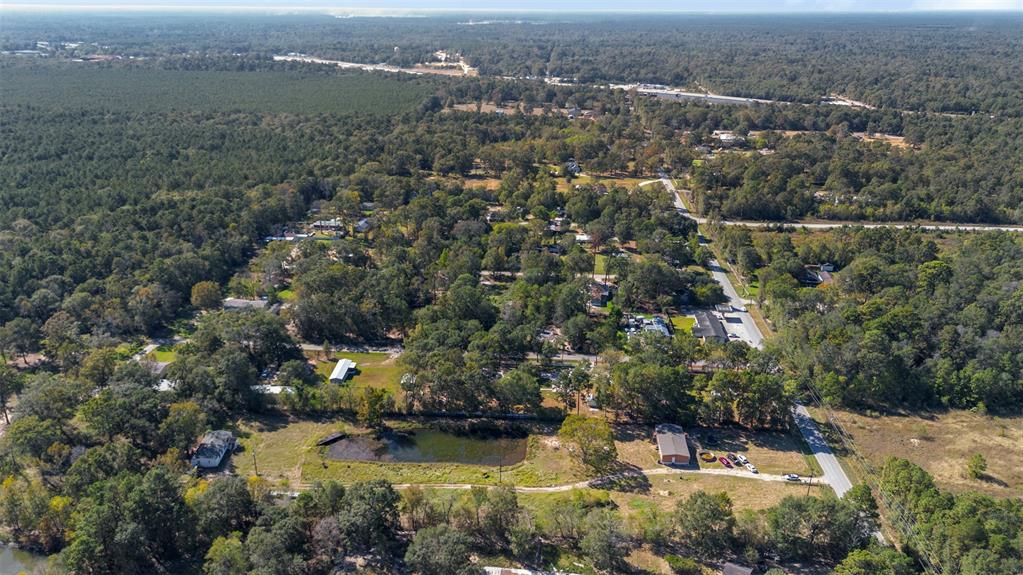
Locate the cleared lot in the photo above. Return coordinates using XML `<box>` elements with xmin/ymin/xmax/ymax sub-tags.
<box><xmin>808</xmin><ymin>408</ymin><xmax>1023</xmax><ymax>497</ymax></box>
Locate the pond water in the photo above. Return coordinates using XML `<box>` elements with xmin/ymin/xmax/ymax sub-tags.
<box><xmin>326</xmin><ymin>429</ymin><xmax>527</xmax><ymax>466</ymax></box>
<box><xmin>0</xmin><ymin>545</ymin><xmax>47</xmax><ymax>574</ymax></box>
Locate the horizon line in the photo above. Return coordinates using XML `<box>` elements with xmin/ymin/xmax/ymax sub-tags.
<box><xmin>2</xmin><ymin>4</ymin><xmax>1022</xmax><ymax>14</ymax></box>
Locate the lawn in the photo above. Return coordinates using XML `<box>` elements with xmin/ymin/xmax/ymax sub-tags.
<box><xmin>277</xmin><ymin>288</ymin><xmax>297</xmax><ymax>302</ymax></box>
<box><xmin>311</xmin><ymin>351</ymin><xmax>404</xmax><ymax>395</ymax></box>
<box><xmin>593</xmin><ymin>253</ymin><xmax>608</xmax><ymax>275</ymax></box>
<box><xmin>670</xmin><ymin>315</ymin><xmax>696</xmax><ymax>334</ymax></box>
<box><xmin>148</xmin><ymin>344</ymin><xmax>178</xmax><ymax>363</ymax></box>
<box><xmin>808</xmin><ymin>408</ymin><xmax>1023</xmax><ymax>498</ymax></box>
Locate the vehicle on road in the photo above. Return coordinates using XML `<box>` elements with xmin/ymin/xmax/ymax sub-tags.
<box><xmin>745</xmin><ymin>463</ymin><xmax>759</xmax><ymax>474</ymax></box>
<box><xmin>783</xmin><ymin>474</ymin><xmax>800</xmax><ymax>482</ymax></box>
<box><xmin>719</xmin><ymin>456</ymin><xmax>732</xmax><ymax>468</ymax></box>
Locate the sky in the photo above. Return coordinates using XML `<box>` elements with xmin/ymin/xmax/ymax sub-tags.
<box><xmin>1</xmin><ymin>0</ymin><xmax>1020</xmax><ymax>12</ymax></box>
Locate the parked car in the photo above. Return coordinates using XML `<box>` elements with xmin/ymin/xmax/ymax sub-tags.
<box><xmin>734</xmin><ymin>305</ymin><xmax>748</xmax><ymax>313</ymax></box>
<box><xmin>783</xmin><ymin>474</ymin><xmax>801</xmax><ymax>482</ymax></box>
<box><xmin>727</xmin><ymin>333</ymin><xmax>740</xmax><ymax>340</ymax></box>
<box><xmin>718</xmin><ymin>456</ymin><xmax>733</xmax><ymax>468</ymax></box>
<box><xmin>699</xmin><ymin>451</ymin><xmax>716</xmax><ymax>462</ymax></box>
<box><xmin>726</xmin><ymin>452</ymin><xmax>738</xmax><ymax>463</ymax></box>
<box><xmin>736</xmin><ymin>454</ymin><xmax>749</xmax><ymax>465</ymax></box>
<box><xmin>745</xmin><ymin>463</ymin><xmax>758</xmax><ymax>474</ymax></box>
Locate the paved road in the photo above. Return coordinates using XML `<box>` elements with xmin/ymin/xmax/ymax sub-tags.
<box><xmin>662</xmin><ymin>172</ymin><xmax>855</xmax><ymax>496</ymax></box>
<box><xmin>792</xmin><ymin>404</ymin><xmax>853</xmax><ymax>497</ymax></box>
<box><xmin>660</xmin><ymin>174</ymin><xmax>764</xmax><ymax>349</ymax></box>
<box><xmin>697</xmin><ymin>217</ymin><xmax>1023</xmax><ymax>233</ymax></box>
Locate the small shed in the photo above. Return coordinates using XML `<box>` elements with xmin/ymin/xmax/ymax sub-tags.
<box><xmin>655</xmin><ymin>423</ymin><xmax>690</xmax><ymax>465</ymax></box>
<box><xmin>329</xmin><ymin>358</ymin><xmax>357</xmax><ymax>384</ymax></box>
<box><xmin>190</xmin><ymin>430</ymin><xmax>236</xmax><ymax>469</ymax></box>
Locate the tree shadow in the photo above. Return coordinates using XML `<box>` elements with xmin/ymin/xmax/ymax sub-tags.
<box><xmin>591</xmin><ymin>461</ymin><xmax>652</xmax><ymax>493</ymax></box>
<box><xmin>978</xmin><ymin>473</ymin><xmax>1009</xmax><ymax>488</ymax></box>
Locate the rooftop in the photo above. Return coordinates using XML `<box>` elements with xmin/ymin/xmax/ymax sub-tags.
<box><xmin>655</xmin><ymin>423</ymin><xmax>688</xmax><ymax>456</ymax></box>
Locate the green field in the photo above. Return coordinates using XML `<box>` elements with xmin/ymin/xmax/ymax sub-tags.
<box><xmin>313</xmin><ymin>352</ymin><xmax>405</xmax><ymax>394</ymax></box>
<box><xmin>148</xmin><ymin>344</ymin><xmax>178</xmax><ymax>363</ymax></box>
<box><xmin>1</xmin><ymin>66</ymin><xmax>434</xmax><ymax>115</ymax></box>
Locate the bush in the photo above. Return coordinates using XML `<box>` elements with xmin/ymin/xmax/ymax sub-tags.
<box><xmin>664</xmin><ymin>554</ymin><xmax>701</xmax><ymax>575</ymax></box>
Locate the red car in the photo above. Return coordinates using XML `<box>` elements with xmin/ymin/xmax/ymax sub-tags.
<box><xmin>718</xmin><ymin>456</ymin><xmax>733</xmax><ymax>468</ymax></box>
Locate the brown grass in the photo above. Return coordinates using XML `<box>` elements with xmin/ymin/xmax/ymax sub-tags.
<box><xmin>614</xmin><ymin>425</ymin><xmax>815</xmax><ymax>476</ymax></box>
<box><xmin>809</xmin><ymin>408</ymin><xmax>1023</xmax><ymax>498</ymax></box>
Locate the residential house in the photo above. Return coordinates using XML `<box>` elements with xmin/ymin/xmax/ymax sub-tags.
<box><xmin>223</xmin><ymin>298</ymin><xmax>268</xmax><ymax>311</ymax></box>
<box><xmin>588</xmin><ymin>282</ymin><xmax>613</xmax><ymax>307</ymax></box>
<box><xmin>311</xmin><ymin>218</ymin><xmax>344</xmax><ymax>232</ymax></box>
<box><xmin>692</xmin><ymin>311</ymin><xmax>727</xmax><ymax>343</ymax></box>
<box><xmin>190</xmin><ymin>430</ymin><xmax>236</xmax><ymax>469</ymax></box>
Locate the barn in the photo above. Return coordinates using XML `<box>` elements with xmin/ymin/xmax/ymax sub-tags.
<box><xmin>655</xmin><ymin>423</ymin><xmax>690</xmax><ymax>465</ymax></box>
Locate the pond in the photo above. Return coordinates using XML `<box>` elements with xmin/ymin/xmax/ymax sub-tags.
<box><xmin>326</xmin><ymin>429</ymin><xmax>527</xmax><ymax>466</ymax></box>
<box><xmin>0</xmin><ymin>545</ymin><xmax>48</xmax><ymax>573</ymax></box>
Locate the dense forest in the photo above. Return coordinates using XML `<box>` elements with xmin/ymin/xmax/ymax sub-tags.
<box><xmin>1</xmin><ymin>12</ymin><xmax>1021</xmax><ymax>575</ymax></box>
<box><xmin>711</xmin><ymin>226</ymin><xmax>1023</xmax><ymax>412</ymax></box>
<box><xmin>3</xmin><ymin>12</ymin><xmax>1022</xmax><ymax>115</ymax></box>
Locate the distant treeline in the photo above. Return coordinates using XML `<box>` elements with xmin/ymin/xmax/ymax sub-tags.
<box><xmin>3</xmin><ymin>12</ymin><xmax>1021</xmax><ymax>115</ymax></box>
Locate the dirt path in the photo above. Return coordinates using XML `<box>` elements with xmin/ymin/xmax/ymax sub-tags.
<box><xmin>381</xmin><ymin>465</ymin><xmax>825</xmax><ymax>493</ymax></box>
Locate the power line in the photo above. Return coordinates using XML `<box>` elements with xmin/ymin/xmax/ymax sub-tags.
<box><xmin>799</xmin><ymin>381</ymin><xmax>944</xmax><ymax>575</ymax></box>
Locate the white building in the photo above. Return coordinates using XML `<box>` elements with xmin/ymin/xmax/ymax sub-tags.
<box><xmin>190</xmin><ymin>430</ymin><xmax>236</xmax><ymax>469</ymax></box>
<box><xmin>329</xmin><ymin>359</ymin><xmax>357</xmax><ymax>384</ymax></box>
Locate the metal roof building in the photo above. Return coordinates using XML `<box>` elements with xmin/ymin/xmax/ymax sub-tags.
<box><xmin>655</xmin><ymin>423</ymin><xmax>690</xmax><ymax>465</ymax></box>
<box><xmin>329</xmin><ymin>358</ymin><xmax>357</xmax><ymax>384</ymax></box>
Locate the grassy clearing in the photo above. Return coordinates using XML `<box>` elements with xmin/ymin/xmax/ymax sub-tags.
<box><xmin>809</xmin><ymin>408</ymin><xmax>1023</xmax><ymax>498</ymax></box>
<box><xmin>232</xmin><ymin>416</ymin><xmax>586</xmax><ymax>488</ymax></box>
<box><xmin>670</xmin><ymin>315</ymin><xmax>696</xmax><ymax>334</ymax></box>
<box><xmin>612</xmin><ymin>473</ymin><xmax>819</xmax><ymax>515</ymax></box>
<box><xmin>232</xmin><ymin>417</ymin><xmax>347</xmax><ymax>486</ymax></box>
<box><xmin>277</xmin><ymin>288</ymin><xmax>296</xmax><ymax>302</ymax></box>
<box><xmin>311</xmin><ymin>351</ymin><xmax>404</xmax><ymax>395</ymax></box>
<box><xmin>148</xmin><ymin>344</ymin><xmax>178</xmax><ymax>363</ymax></box>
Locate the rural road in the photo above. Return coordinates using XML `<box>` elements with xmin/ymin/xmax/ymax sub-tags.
<box><xmin>661</xmin><ymin>173</ymin><xmax>856</xmax><ymax>497</ymax></box>
<box><xmin>792</xmin><ymin>405</ymin><xmax>853</xmax><ymax>497</ymax></box>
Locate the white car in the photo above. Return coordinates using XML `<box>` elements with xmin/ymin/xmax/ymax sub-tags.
<box><xmin>745</xmin><ymin>463</ymin><xmax>759</xmax><ymax>474</ymax></box>
<box><xmin>734</xmin><ymin>306</ymin><xmax>748</xmax><ymax>313</ymax></box>
<box><xmin>783</xmin><ymin>474</ymin><xmax>801</xmax><ymax>482</ymax></box>
<box><xmin>736</xmin><ymin>454</ymin><xmax>749</xmax><ymax>465</ymax></box>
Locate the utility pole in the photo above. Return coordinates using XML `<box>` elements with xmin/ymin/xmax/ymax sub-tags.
<box><xmin>806</xmin><ymin>469</ymin><xmax>814</xmax><ymax>496</ymax></box>
<box><xmin>253</xmin><ymin>451</ymin><xmax>259</xmax><ymax>477</ymax></box>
